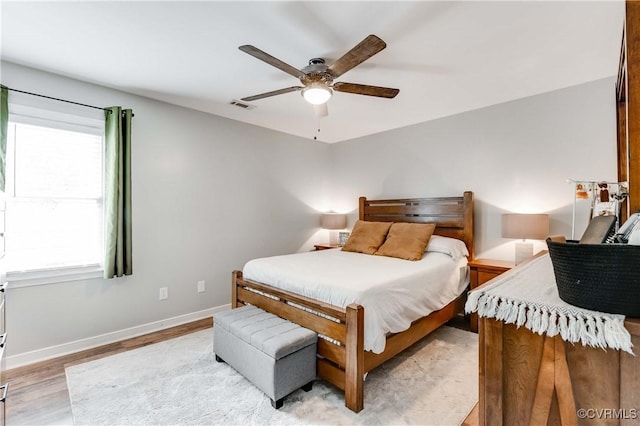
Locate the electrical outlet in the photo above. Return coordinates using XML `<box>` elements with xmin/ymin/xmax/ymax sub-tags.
<box><xmin>197</xmin><ymin>280</ymin><xmax>205</xmax><ymax>293</ymax></box>
<box><xmin>159</xmin><ymin>287</ymin><xmax>168</xmax><ymax>300</ymax></box>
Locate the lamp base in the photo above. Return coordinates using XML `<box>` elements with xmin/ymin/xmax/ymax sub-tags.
<box><xmin>329</xmin><ymin>230</ymin><xmax>339</xmax><ymax>246</ymax></box>
<box><xmin>515</xmin><ymin>241</ymin><xmax>533</xmax><ymax>265</ymax></box>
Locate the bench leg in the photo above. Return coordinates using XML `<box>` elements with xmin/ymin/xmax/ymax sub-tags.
<box><xmin>215</xmin><ymin>354</ymin><xmax>225</xmax><ymax>363</ymax></box>
<box><xmin>301</xmin><ymin>381</ymin><xmax>313</xmax><ymax>392</ymax></box>
<box><xmin>271</xmin><ymin>398</ymin><xmax>284</xmax><ymax>409</ymax></box>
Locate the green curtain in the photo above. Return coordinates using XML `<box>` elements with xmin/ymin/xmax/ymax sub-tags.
<box><xmin>0</xmin><ymin>86</ymin><xmax>8</xmax><ymax>192</ymax></box>
<box><xmin>104</xmin><ymin>106</ymin><xmax>133</xmax><ymax>278</ymax></box>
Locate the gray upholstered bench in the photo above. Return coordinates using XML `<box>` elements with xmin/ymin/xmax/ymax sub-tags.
<box><xmin>213</xmin><ymin>305</ymin><xmax>317</xmax><ymax>409</ymax></box>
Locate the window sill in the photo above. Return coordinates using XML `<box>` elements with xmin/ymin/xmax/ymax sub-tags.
<box><xmin>7</xmin><ymin>264</ymin><xmax>104</xmax><ymax>288</ymax></box>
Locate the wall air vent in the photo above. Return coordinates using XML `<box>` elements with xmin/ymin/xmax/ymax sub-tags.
<box><xmin>230</xmin><ymin>100</ymin><xmax>256</xmax><ymax>110</ymax></box>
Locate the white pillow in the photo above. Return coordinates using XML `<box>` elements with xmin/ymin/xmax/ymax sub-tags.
<box><xmin>425</xmin><ymin>235</ymin><xmax>469</xmax><ymax>260</ymax></box>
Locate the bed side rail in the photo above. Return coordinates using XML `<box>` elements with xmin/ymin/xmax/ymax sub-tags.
<box><xmin>232</xmin><ymin>270</ymin><xmax>348</xmax><ymax>343</ymax></box>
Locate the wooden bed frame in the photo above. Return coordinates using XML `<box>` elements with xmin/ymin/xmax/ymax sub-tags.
<box><xmin>231</xmin><ymin>191</ymin><xmax>474</xmax><ymax>412</ymax></box>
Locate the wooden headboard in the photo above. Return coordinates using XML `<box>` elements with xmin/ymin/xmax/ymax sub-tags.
<box><xmin>359</xmin><ymin>191</ymin><xmax>475</xmax><ymax>260</ymax></box>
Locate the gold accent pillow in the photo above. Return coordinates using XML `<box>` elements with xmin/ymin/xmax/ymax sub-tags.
<box><xmin>375</xmin><ymin>222</ymin><xmax>436</xmax><ymax>261</ymax></box>
<box><xmin>341</xmin><ymin>221</ymin><xmax>392</xmax><ymax>255</ymax></box>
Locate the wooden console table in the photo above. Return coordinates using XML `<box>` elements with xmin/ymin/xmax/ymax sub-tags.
<box><xmin>468</xmin><ymin>259</ymin><xmax>514</xmax><ymax>332</ymax></box>
<box><xmin>479</xmin><ymin>316</ymin><xmax>640</xmax><ymax>425</ymax></box>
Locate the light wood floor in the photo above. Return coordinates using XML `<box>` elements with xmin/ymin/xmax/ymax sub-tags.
<box><xmin>5</xmin><ymin>316</ymin><xmax>478</xmax><ymax>425</ymax></box>
<box><xmin>5</xmin><ymin>318</ymin><xmax>213</xmax><ymax>425</ymax></box>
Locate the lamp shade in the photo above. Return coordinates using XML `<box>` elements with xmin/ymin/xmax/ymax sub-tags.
<box><xmin>502</xmin><ymin>214</ymin><xmax>550</xmax><ymax>240</ymax></box>
<box><xmin>321</xmin><ymin>213</ymin><xmax>347</xmax><ymax>230</ymax></box>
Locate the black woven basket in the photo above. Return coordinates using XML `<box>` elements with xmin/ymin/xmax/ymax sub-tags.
<box><xmin>547</xmin><ymin>240</ymin><xmax>640</xmax><ymax>316</ymax></box>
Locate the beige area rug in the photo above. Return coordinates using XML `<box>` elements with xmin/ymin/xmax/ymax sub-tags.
<box><xmin>66</xmin><ymin>326</ymin><xmax>478</xmax><ymax>425</ymax></box>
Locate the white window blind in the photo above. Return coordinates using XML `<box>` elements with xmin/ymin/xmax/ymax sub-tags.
<box><xmin>5</xmin><ymin>120</ymin><xmax>104</xmax><ymax>275</ymax></box>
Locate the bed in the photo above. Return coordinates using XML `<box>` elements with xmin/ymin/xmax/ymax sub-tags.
<box><xmin>231</xmin><ymin>191</ymin><xmax>474</xmax><ymax>412</ymax></box>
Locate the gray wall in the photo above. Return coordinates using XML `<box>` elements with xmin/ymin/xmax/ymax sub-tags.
<box><xmin>330</xmin><ymin>77</ymin><xmax>618</xmax><ymax>259</ymax></box>
<box><xmin>2</xmin><ymin>62</ymin><xmax>332</xmax><ymax>363</ymax></box>
<box><xmin>1</xmin><ymin>62</ymin><xmax>618</xmax><ymax>365</ymax></box>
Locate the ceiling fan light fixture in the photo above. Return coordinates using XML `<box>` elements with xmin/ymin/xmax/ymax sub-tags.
<box><xmin>302</xmin><ymin>83</ymin><xmax>332</xmax><ymax>105</ymax></box>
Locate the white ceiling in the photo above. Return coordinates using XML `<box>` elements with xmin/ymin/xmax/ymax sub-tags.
<box><xmin>0</xmin><ymin>1</ymin><xmax>625</xmax><ymax>143</ymax></box>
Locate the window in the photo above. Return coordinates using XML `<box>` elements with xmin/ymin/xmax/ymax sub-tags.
<box><xmin>5</xmin><ymin>107</ymin><xmax>104</xmax><ymax>286</ymax></box>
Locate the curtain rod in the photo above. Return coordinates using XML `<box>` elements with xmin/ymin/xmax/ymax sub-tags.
<box><xmin>2</xmin><ymin>86</ymin><xmax>133</xmax><ymax>116</ymax></box>
<box><xmin>3</xmin><ymin>86</ymin><xmax>106</xmax><ymax>111</ymax></box>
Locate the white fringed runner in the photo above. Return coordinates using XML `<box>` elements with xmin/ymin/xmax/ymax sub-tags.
<box><xmin>465</xmin><ymin>254</ymin><xmax>633</xmax><ymax>354</ymax></box>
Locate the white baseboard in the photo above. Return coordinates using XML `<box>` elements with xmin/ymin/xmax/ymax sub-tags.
<box><xmin>6</xmin><ymin>304</ymin><xmax>231</xmax><ymax>370</ymax></box>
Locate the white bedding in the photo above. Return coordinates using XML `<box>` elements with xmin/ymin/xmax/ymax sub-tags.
<box><xmin>243</xmin><ymin>249</ymin><xmax>469</xmax><ymax>354</ymax></box>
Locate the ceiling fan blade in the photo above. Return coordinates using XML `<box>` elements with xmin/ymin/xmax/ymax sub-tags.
<box><xmin>333</xmin><ymin>82</ymin><xmax>399</xmax><ymax>98</ymax></box>
<box><xmin>239</xmin><ymin>45</ymin><xmax>306</xmax><ymax>79</ymax></box>
<box><xmin>327</xmin><ymin>35</ymin><xmax>387</xmax><ymax>78</ymax></box>
<box><xmin>241</xmin><ymin>86</ymin><xmax>303</xmax><ymax>102</ymax></box>
<box><xmin>314</xmin><ymin>103</ymin><xmax>328</xmax><ymax>117</ymax></box>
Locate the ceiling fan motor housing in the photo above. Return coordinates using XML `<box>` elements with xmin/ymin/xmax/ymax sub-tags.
<box><xmin>301</xmin><ymin>58</ymin><xmax>334</xmax><ymax>86</ymax></box>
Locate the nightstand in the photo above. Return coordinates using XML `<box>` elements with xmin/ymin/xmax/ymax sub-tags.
<box><xmin>468</xmin><ymin>258</ymin><xmax>515</xmax><ymax>332</ymax></box>
<box><xmin>313</xmin><ymin>244</ymin><xmax>341</xmax><ymax>251</ymax></box>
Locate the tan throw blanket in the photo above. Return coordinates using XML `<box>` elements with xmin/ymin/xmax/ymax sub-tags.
<box><xmin>465</xmin><ymin>254</ymin><xmax>633</xmax><ymax>354</ymax></box>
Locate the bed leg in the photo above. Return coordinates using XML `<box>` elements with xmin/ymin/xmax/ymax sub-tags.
<box><xmin>232</xmin><ymin>270</ymin><xmax>242</xmax><ymax>308</ymax></box>
<box><xmin>345</xmin><ymin>303</ymin><xmax>364</xmax><ymax>413</ymax></box>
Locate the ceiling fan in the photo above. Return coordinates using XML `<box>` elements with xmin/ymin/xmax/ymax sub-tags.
<box><xmin>238</xmin><ymin>34</ymin><xmax>399</xmax><ymax>116</ymax></box>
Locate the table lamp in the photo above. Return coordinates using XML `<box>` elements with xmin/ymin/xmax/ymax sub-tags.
<box><xmin>502</xmin><ymin>213</ymin><xmax>550</xmax><ymax>265</ymax></box>
<box><xmin>321</xmin><ymin>212</ymin><xmax>347</xmax><ymax>245</ymax></box>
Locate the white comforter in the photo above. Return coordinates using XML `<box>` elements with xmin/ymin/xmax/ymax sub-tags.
<box><xmin>243</xmin><ymin>249</ymin><xmax>469</xmax><ymax>354</ymax></box>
